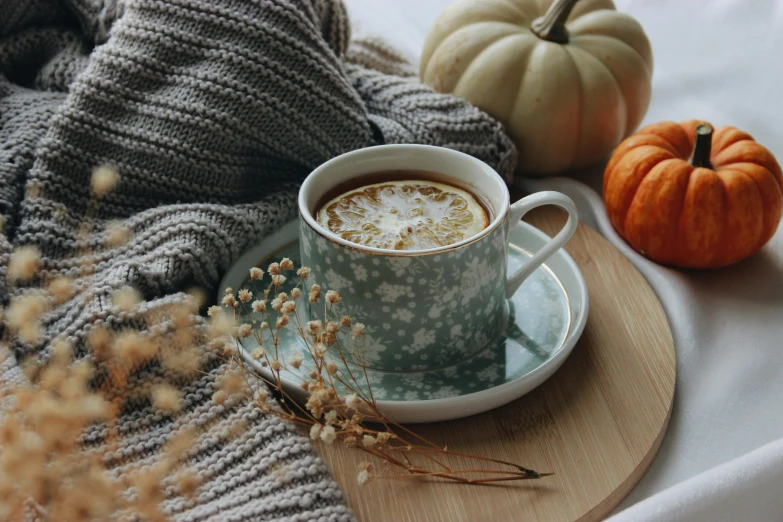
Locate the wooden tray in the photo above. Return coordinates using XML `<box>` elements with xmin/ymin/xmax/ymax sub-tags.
<box><xmin>315</xmin><ymin>206</ymin><xmax>676</xmax><ymax>522</ymax></box>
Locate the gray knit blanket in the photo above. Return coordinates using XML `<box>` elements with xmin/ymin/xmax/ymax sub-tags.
<box><xmin>0</xmin><ymin>0</ymin><xmax>515</xmax><ymax>519</ymax></box>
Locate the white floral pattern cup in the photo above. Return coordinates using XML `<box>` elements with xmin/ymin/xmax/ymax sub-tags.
<box><xmin>298</xmin><ymin>145</ymin><xmax>578</xmax><ymax>372</ymax></box>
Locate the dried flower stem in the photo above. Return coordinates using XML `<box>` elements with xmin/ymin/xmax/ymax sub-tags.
<box><xmin>223</xmin><ymin>260</ymin><xmax>550</xmax><ymax>486</ymax></box>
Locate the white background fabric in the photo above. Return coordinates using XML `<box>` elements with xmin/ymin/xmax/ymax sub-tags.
<box><xmin>343</xmin><ymin>0</ymin><xmax>783</xmax><ymax>519</ymax></box>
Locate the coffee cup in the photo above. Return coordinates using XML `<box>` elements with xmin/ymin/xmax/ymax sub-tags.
<box><xmin>298</xmin><ymin>145</ymin><xmax>577</xmax><ymax>372</ymax></box>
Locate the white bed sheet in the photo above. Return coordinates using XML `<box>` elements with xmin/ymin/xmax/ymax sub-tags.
<box><xmin>343</xmin><ymin>0</ymin><xmax>783</xmax><ymax>519</ymax></box>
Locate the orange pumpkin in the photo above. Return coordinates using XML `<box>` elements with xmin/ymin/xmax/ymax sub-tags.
<box><xmin>604</xmin><ymin>120</ymin><xmax>783</xmax><ymax>268</ymax></box>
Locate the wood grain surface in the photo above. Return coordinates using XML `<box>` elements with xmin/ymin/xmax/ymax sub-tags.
<box><xmin>314</xmin><ymin>206</ymin><xmax>676</xmax><ymax>522</ymax></box>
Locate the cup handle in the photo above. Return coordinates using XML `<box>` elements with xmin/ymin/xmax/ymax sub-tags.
<box><xmin>505</xmin><ymin>191</ymin><xmax>579</xmax><ymax>298</ymax></box>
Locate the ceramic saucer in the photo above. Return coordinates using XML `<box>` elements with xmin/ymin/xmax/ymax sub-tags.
<box><xmin>219</xmin><ymin>219</ymin><xmax>588</xmax><ymax>423</ymax></box>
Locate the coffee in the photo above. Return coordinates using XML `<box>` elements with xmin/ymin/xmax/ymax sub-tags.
<box><xmin>300</xmin><ymin>145</ymin><xmax>579</xmax><ymax>371</ymax></box>
<box><xmin>316</xmin><ymin>174</ymin><xmax>490</xmax><ymax>250</ymax></box>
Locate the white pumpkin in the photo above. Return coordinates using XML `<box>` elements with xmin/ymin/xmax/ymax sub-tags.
<box><xmin>420</xmin><ymin>0</ymin><xmax>653</xmax><ymax>176</ymax></box>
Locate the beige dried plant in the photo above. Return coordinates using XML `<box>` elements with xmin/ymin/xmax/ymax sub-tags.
<box><xmin>218</xmin><ymin>260</ymin><xmax>549</xmax><ymax>486</ymax></box>
<box><xmin>0</xmin><ymin>166</ymin><xmax>204</xmax><ymax>521</ymax></box>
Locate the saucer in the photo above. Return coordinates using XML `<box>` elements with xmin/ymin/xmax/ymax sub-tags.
<box><xmin>219</xmin><ymin>219</ymin><xmax>588</xmax><ymax>423</ymax></box>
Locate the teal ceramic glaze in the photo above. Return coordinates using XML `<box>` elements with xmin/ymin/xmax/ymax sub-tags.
<box><xmin>299</xmin><ymin>217</ymin><xmax>509</xmax><ymax>371</ymax></box>
<box><xmin>237</xmin><ymin>238</ymin><xmax>569</xmax><ymax>400</ymax></box>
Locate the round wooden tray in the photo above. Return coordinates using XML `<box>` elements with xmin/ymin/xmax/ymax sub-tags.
<box><xmin>315</xmin><ymin>206</ymin><xmax>676</xmax><ymax>522</ymax></box>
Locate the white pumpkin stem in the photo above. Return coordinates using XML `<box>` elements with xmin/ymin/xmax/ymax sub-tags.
<box><xmin>531</xmin><ymin>0</ymin><xmax>580</xmax><ymax>43</ymax></box>
<box><xmin>691</xmin><ymin>124</ymin><xmax>714</xmax><ymax>169</ymax></box>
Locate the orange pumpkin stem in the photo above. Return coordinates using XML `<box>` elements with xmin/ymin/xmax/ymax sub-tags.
<box><xmin>531</xmin><ymin>0</ymin><xmax>580</xmax><ymax>44</ymax></box>
<box><xmin>691</xmin><ymin>124</ymin><xmax>714</xmax><ymax>169</ymax></box>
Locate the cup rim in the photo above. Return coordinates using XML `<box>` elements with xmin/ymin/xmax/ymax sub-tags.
<box><xmin>298</xmin><ymin>145</ymin><xmax>510</xmax><ymax>256</ymax></box>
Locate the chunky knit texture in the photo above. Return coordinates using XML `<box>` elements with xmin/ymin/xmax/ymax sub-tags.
<box><xmin>0</xmin><ymin>0</ymin><xmax>516</xmax><ymax>520</ymax></box>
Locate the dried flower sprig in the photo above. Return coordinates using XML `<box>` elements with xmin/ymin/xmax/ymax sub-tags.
<box><xmin>0</xmin><ymin>164</ymin><xmax>208</xmax><ymax>521</ymax></box>
<box><xmin>216</xmin><ymin>259</ymin><xmax>551</xmax><ymax>486</ymax></box>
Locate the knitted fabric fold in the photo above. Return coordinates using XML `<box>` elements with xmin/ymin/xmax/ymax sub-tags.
<box><xmin>0</xmin><ymin>0</ymin><xmax>516</xmax><ymax>520</ymax></box>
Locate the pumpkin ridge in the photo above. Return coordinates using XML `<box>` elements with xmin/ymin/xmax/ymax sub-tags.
<box><xmin>563</xmin><ymin>44</ymin><xmax>584</xmax><ymax>171</ymax></box>
<box><xmin>712</xmin><ymin>169</ymin><xmax>764</xmax><ymax>267</ymax></box>
<box><xmin>676</xmin><ymin>168</ymin><xmax>726</xmax><ymax>267</ymax></box>
<box><xmin>742</xmin><ymin>145</ymin><xmax>783</xmax><ymax>192</ymax></box>
<box><xmin>671</xmin><ymin>162</ymin><xmax>695</xmax><ymax>265</ymax></box>
<box><xmin>569</xmin><ymin>34</ymin><xmax>631</xmax><ymax>133</ymax></box>
<box><xmin>621</xmin><ymin>174</ymin><xmax>645</xmax><ymax>254</ymax></box>
<box><xmin>454</xmin><ymin>33</ymin><xmax>535</xmax><ymax>120</ymax></box>
<box><xmin>569</xmin><ymin>34</ymin><xmax>648</xmax><ymax>70</ymax></box>
<box><xmin>568</xmin><ymin>34</ymin><xmax>651</xmax><ymax>136</ymax></box>
<box><xmin>612</xmin><ymin>147</ymin><xmax>676</xmax><ymax>234</ymax></box>
<box><xmin>712</xmin><ymin>126</ymin><xmax>754</xmax><ymax>153</ymax></box>
<box><xmin>604</xmin><ymin>134</ymin><xmax>670</xmax><ymax>186</ymax></box>
<box><xmin>641</xmin><ymin>134</ymin><xmax>686</xmax><ymax>157</ymax></box>
<box><xmin>419</xmin><ymin>0</ymin><xmax>523</xmax><ymax>72</ymax></box>
<box><xmin>711</xmin><ymin>139</ymin><xmax>757</xmax><ymax>166</ymax></box>
<box><xmin>729</xmin><ymin>162</ymin><xmax>783</xmax><ymax>248</ymax></box>
<box><xmin>722</xmin><ymin>167</ymin><xmax>767</xmax><ymax>255</ymax></box>
<box><xmin>566</xmin><ymin>45</ymin><xmax>629</xmax><ymax>167</ymax></box>
<box><xmin>544</xmin><ymin>40</ymin><xmax>584</xmax><ymax>170</ymax></box>
<box><xmin>713</xmin><ymin>140</ymin><xmax>782</xmax><ymax>181</ymax></box>
<box><xmin>496</xmin><ymin>0</ymin><xmax>529</xmax><ymax>19</ymax></box>
<box><xmin>656</xmin><ymin>160</ymin><xmax>687</xmax><ymax>262</ymax></box>
<box><xmin>426</xmin><ymin>23</ymin><xmax>524</xmax><ymax>94</ymax></box>
<box><xmin>712</xmin><ymin>170</ymin><xmax>732</xmax><ymax>267</ymax></box>
<box><xmin>640</xmin><ymin>122</ymin><xmax>692</xmax><ymax>157</ymax></box>
<box><xmin>624</xmin><ymin>158</ymin><xmax>689</xmax><ymax>261</ymax></box>
<box><xmin>566</xmin><ymin>10</ymin><xmax>653</xmax><ymax>70</ymax></box>
<box><xmin>507</xmin><ymin>35</ymin><xmax>546</xmax><ymax>120</ymax></box>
